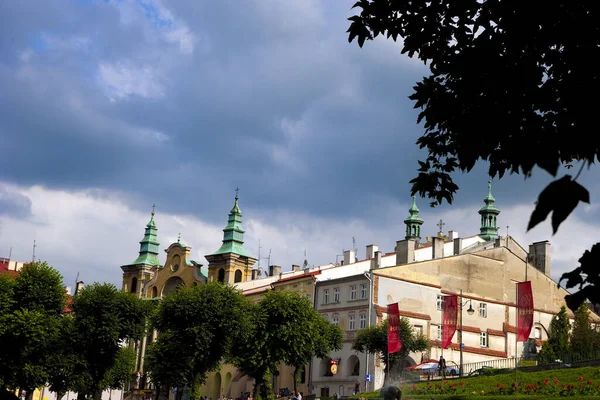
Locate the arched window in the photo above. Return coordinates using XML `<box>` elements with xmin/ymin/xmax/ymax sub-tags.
<box><xmin>131</xmin><ymin>277</ymin><xmax>138</xmax><ymax>294</ymax></box>
<box><xmin>218</xmin><ymin>268</ymin><xmax>225</xmax><ymax>283</ymax></box>
<box><xmin>234</xmin><ymin>269</ymin><xmax>243</xmax><ymax>283</ymax></box>
<box><xmin>151</xmin><ymin>286</ymin><xmax>158</xmax><ymax>298</ymax></box>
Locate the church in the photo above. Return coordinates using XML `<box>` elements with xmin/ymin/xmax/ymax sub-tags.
<box><xmin>119</xmin><ymin>184</ymin><xmax>599</xmax><ymax>400</ymax></box>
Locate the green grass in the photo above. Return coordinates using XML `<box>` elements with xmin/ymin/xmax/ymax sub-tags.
<box><xmin>353</xmin><ymin>366</ymin><xmax>600</xmax><ymax>398</ymax></box>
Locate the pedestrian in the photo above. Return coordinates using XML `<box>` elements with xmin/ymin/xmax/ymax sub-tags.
<box><xmin>438</xmin><ymin>356</ymin><xmax>447</xmax><ymax>379</ymax></box>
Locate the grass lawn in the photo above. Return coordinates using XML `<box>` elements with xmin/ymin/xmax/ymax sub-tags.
<box><xmin>353</xmin><ymin>366</ymin><xmax>600</xmax><ymax>398</ymax></box>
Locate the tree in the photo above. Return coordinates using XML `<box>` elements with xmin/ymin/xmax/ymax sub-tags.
<box><xmin>347</xmin><ymin>0</ymin><xmax>600</xmax><ymax>311</ymax></box>
<box><xmin>0</xmin><ymin>262</ymin><xmax>65</xmax><ymax>399</ymax></box>
<box><xmin>281</xmin><ymin>298</ymin><xmax>343</xmax><ymax>394</ymax></box>
<box><xmin>146</xmin><ymin>282</ymin><xmax>251</xmax><ymax>400</ymax></box>
<box><xmin>69</xmin><ymin>283</ymin><xmax>149</xmax><ymax>400</ymax></box>
<box><xmin>352</xmin><ymin>317</ymin><xmax>429</xmax><ymax>381</ymax></box>
<box><xmin>0</xmin><ymin>273</ymin><xmax>15</xmax><ymax>387</ymax></box>
<box><xmin>230</xmin><ymin>290</ymin><xmax>342</xmax><ymax>400</ymax></box>
<box><xmin>570</xmin><ymin>303</ymin><xmax>600</xmax><ymax>357</ymax></box>
<box><xmin>537</xmin><ymin>306</ymin><xmax>571</xmax><ymax>364</ymax></box>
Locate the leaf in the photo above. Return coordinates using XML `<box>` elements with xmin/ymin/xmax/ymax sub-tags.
<box><xmin>527</xmin><ymin>175</ymin><xmax>590</xmax><ymax>234</ymax></box>
<box><xmin>557</xmin><ymin>268</ymin><xmax>583</xmax><ymax>289</ymax></box>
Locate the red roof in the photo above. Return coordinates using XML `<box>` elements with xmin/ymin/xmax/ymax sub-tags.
<box><xmin>0</xmin><ymin>258</ymin><xmax>19</xmax><ymax>278</ymax></box>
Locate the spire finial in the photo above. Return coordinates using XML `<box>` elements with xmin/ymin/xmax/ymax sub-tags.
<box><xmin>151</xmin><ymin>203</ymin><xmax>156</xmax><ymax>216</ymax></box>
<box><xmin>177</xmin><ymin>232</ymin><xmax>181</xmax><ymax>243</ymax></box>
<box><xmin>488</xmin><ymin>180</ymin><xmax>492</xmax><ymax>195</ymax></box>
<box><xmin>235</xmin><ymin>187</ymin><xmax>239</xmax><ymax>200</ymax></box>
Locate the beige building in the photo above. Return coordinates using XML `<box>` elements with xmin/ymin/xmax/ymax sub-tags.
<box><xmin>310</xmin><ymin>184</ymin><xmax>600</xmax><ymax>393</ymax></box>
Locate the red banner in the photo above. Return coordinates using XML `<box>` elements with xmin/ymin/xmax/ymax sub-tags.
<box><xmin>517</xmin><ymin>281</ymin><xmax>534</xmax><ymax>342</ymax></box>
<box><xmin>387</xmin><ymin>303</ymin><xmax>402</xmax><ymax>354</ymax></box>
<box><xmin>442</xmin><ymin>295</ymin><xmax>457</xmax><ymax>349</ymax></box>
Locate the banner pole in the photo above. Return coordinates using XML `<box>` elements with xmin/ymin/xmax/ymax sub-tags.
<box><xmin>515</xmin><ymin>282</ymin><xmax>519</xmax><ymax>388</ymax></box>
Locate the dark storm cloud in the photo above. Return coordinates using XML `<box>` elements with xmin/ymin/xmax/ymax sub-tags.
<box><xmin>0</xmin><ymin>0</ymin><xmax>568</xmax><ymax>226</ymax></box>
<box><xmin>0</xmin><ymin>186</ymin><xmax>32</xmax><ymax>218</ymax></box>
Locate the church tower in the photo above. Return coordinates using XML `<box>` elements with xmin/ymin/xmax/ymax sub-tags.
<box><xmin>404</xmin><ymin>196</ymin><xmax>424</xmax><ymax>242</ymax></box>
<box><xmin>205</xmin><ymin>192</ymin><xmax>257</xmax><ymax>284</ymax></box>
<box><xmin>478</xmin><ymin>181</ymin><xmax>501</xmax><ymax>241</ymax></box>
<box><xmin>121</xmin><ymin>206</ymin><xmax>162</xmax><ymax>298</ymax></box>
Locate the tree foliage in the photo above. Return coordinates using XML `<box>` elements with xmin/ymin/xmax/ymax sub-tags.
<box><xmin>230</xmin><ymin>290</ymin><xmax>342</xmax><ymax>400</ymax></box>
<box><xmin>352</xmin><ymin>317</ymin><xmax>429</xmax><ymax>380</ymax></box>
<box><xmin>68</xmin><ymin>283</ymin><xmax>149</xmax><ymax>399</ymax></box>
<box><xmin>0</xmin><ymin>262</ymin><xmax>65</xmax><ymax>398</ymax></box>
<box><xmin>570</xmin><ymin>304</ymin><xmax>600</xmax><ymax>357</ymax></box>
<box><xmin>347</xmin><ymin>0</ymin><xmax>600</xmax><ymax>310</ymax></box>
<box><xmin>146</xmin><ymin>282</ymin><xmax>251</xmax><ymax>400</ymax></box>
<box><xmin>537</xmin><ymin>306</ymin><xmax>571</xmax><ymax>364</ymax></box>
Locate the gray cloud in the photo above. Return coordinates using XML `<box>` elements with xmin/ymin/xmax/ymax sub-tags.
<box><xmin>0</xmin><ymin>0</ymin><xmax>598</xmax><ymax>234</ymax></box>
<box><xmin>0</xmin><ymin>185</ymin><xmax>32</xmax><ymax>218</ymax></box>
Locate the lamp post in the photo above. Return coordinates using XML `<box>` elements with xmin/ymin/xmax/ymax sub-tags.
<box><xmin>363</xmin><ymin>271</ymin><xmax>373</xmax><ymax>392</ymax></box>
<box><xmin>459</xmin><ymin>289</ymin><xmax>475</xmax><ymax>377</ymax></box>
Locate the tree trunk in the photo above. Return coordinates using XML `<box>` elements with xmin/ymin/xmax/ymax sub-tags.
<box><xmin>76</xmin><ymin>392</ymin><xmax>86</xmax><ymax>400</ymax></box>
<box><xmin>92</xmin><ymin>391</ymin><xmax>102</xmax><ymax>400</ymax></box>
<box><xmin>292</xmin><ymin>367</ymin><xmax>298</xmax><ymax>395</ymax></box>
<box><xmin>175</xmin><ymin>388</ymin><xmax>183</xmax><ymax>400</ymax></box>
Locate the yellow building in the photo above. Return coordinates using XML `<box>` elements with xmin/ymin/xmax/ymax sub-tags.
<box><xmin>121</xmin><ymin>195</ymin><xmax>316</xmax><ymax>400</ymax></box>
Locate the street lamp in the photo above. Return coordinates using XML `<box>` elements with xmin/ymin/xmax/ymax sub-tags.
<box><xmin>459</xmin><ymin>289</ymin><xmax>475</xmax><ymax>377</ymax></box>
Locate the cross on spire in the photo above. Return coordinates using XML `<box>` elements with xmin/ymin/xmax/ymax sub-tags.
<box><xmin>437</xmin><ymin>219</ymin><xmax>445</xmax><ymax>232</ymax></box>
<box><xmin>152</xmin><ymin>203</ymin><xmax>156</xmax><ymax>216</ymax></box>
<box><xmin>177</xmin><ymin>232</ymin><xmax>181</xmax><ymax>243</ymax></box>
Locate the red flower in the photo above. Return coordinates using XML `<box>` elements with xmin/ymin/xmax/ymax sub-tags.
<box><xmin>579</xmin><ymin>376</ymin><xmax>584</xmax><ymax>382</ymax></box>
<box><xmin>496</xmin><ymin>383</ymin><xmax>500</xmax><ymax>387</ymax></box>
<box><xmin>554</xmin><ymin>379</ymin><xmax>559</xmax><ymax>384</ymax></box>
<box><xmin>461</xmin><ymin>382</ymin><xmax>465</xmax><ymax>387</ymax></box>
<box><xmin>589</xmin><ymin>380</ymin><xmax>593</xmax><ymax>385</ymax></box>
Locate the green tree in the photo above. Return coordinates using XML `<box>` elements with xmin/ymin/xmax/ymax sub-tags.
<box><xmin>347</xmin><ymin>0</ymin><xmax>600</xmax><ymax>311</ymax></box>
<box><xmin>69</xmin><ymin>283</ymin><xmax>149</xmax><ymax>400</ymax></box>
<box><xmin>0</xmin><ymin>273</ymin><xmax>15</xmax><ymax>387</ymax></box>
<box><xmin>146</xmin><ymin>282</ymin><xmax>251</xmax><ymax>400</ymax></box>
<box><xmin>0</xmin><ymin>262</ymin><xmax>65</xmax><ymax>399</ymax></box>
<box><xmin>570</xmin><ymin>303</ymin><xmax>600</xmax><ymax>357</ymax></box>
<box><xmin>352</xmin><ymin>317</ymin><xmax>429</xmax><ymax>381</ymax></box>
<box><xmin>230</xmin><ymin>290</ymin><xmax>341</xmax><ymax>400</ymax></box>
<box><xmin>537</xmin><ymin>306</ymin><xmax>571</xmax><ymax>364</ymax></box>
<box><xmin>282</xmin><ymin>297</ymin><xmax>343</xmax><ymax>394</ymax></box>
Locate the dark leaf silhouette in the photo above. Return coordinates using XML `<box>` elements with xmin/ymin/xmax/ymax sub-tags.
<box><xmin>558</xmin><ymin>243</ymin><xmax>600</xmax><ymax>311</ymax></box>
<box><xmin>347</xmin><ymin>0</ymin><xmax>600</xmax><ymax>311</ymax></box>
<box><xmin>527</xmin><ymin>176</ymin><xmax>590</xmax><ymax>234</ymax></box>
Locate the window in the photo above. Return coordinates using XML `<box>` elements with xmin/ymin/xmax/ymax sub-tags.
<box><xmin>234</xmin><ymin>269</ymin><xmax>242</xmax><ymax>283</ymax></box>
<box><xmin>131</xmin><ymin>277</ymin><xmax>138</xmax><ymax>294</ymax></box>
<box><xmin>332</xmin><ymin>314</ymin><xmax>339</xmax><ymax>326</ymax></box>
<box><xmin>480</xmin><ymin>332</ymin><xmax>488</xmax><ymax>347</ymax></box>
<box><xmin>324</xmin><ymin>289</ymin><xmax>329</xmax><ymax>304</ymax></box>
<box><xmin>360</xmin><ymin>283</ymin><xmax>367</xmax><ymax>299</ymax></box>
<box><xmin>359</xmin><ymin>313</ymin><xmax>367</xmax><ymax>329</ymax></box>
<box><xmin>349</xmin><ymin>314</ymin><xmax>356</xmax><ymax>330</ymax></box>
<box><xmin>534</xmin><ymin>327</ymin><xmax>542</xmax><ymax>339</ymax></box>
<box><xmin>350</xmin><ymin>285</ymin><xmax>357</xmax><ymax>300</ymax></box>
<box><xmin>334</xmin><ymin>287</ymin><xmax>340</xmax><ymax>302</ymax></box>
<box><xmin>436</xmin><ymin>325</ymin><xmax>442</xmax><ymax>340</ymax></box>
<box><xmin>218</xmin><ymin>268</ymin><xmax>225</xmax><ymax>283</ymax></box>
<box><xmin>479</xmin><ymin>303</ymin><xmax>488</xmax><ymax>318</ymax></box>
<box><xmin>437</xmin><ymin>294</ymin><xmax>444</xmax><ymax>311</ymax></box>
<box><xmin>414</xmin><ymin>325</ymin><xmax>423</xmax><ymax>335</ymax></box>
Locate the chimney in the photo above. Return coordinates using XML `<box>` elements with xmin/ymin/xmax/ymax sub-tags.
<box><xmin>448</xmin><ymin>230</ymin><xmax>458</xmax><ymax>240</ymax></box>
<box><xmin>432</xmin><ymin>237</ymin><xmax>444</xmax><ymax>259</ymax></box>
<box><xmin>370</xmin><ymin>251</ymin><xmax>382</xmax><ymax>270</ymax></box>
<box><xmin>343</xmin><ymin>250</ymin><xmax>355</xmax><ymax>266</ymax></box>
<box><xmin>269</xmin><ymin>265</ymin><xmax>282</xmax><ymax>277</ymax></box>
<box><xmin>396</xmin><ymin>239</ymin><xmax>415</xmax><ymax>265</ymax></box>
<box><xmin>453</xmin><ymin>237</ymin><xmax>463</xmax><ymax>255</ymax></box>
<box><xmin>292</xmin><ymin>264</ymin><xmax>301</xmax><ymax>272</ymax></box>
<box><xmin>366</xmin><ymin>244</ymin><xmax>379</xmax><ymax>260</ymax></box>
<box><xmin>528</xmin><ymin>241</ymin><xmax>551</xmax><ymax>276</ymax></box>
<box><xmin>251</xmin><ymin>269</ymin><xmax>258</xmax><ymax>280</ymax></box>
<box><xmin>75</xmin><ymin>281</ymin><xmax>85</xmax><ymax>294</ymax></box>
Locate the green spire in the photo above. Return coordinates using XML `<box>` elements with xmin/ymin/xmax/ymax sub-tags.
<box><xmin>404</xmin><ymin>196</ymin><xmax>424</xmax><ymax>240</ymax></box>
<box><xmin>131</xmin><ymin>206</ymin><xmax>161</xmax><ymax>266</ymax></box>
<box><xmin>209</xmin><ymin>190</ymin><xmax>251</xmax><ymax>258</ymax></box>
<box><xmin>479</xmin><ymin>181</ymin><xmax>501</xmax><ymax>241</ymax></box>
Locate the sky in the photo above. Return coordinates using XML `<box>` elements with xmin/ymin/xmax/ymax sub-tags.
<box><xmin>1</xmin><ymin>0</ymin><xmax>599</xmax><ymax>288</ymax></box>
